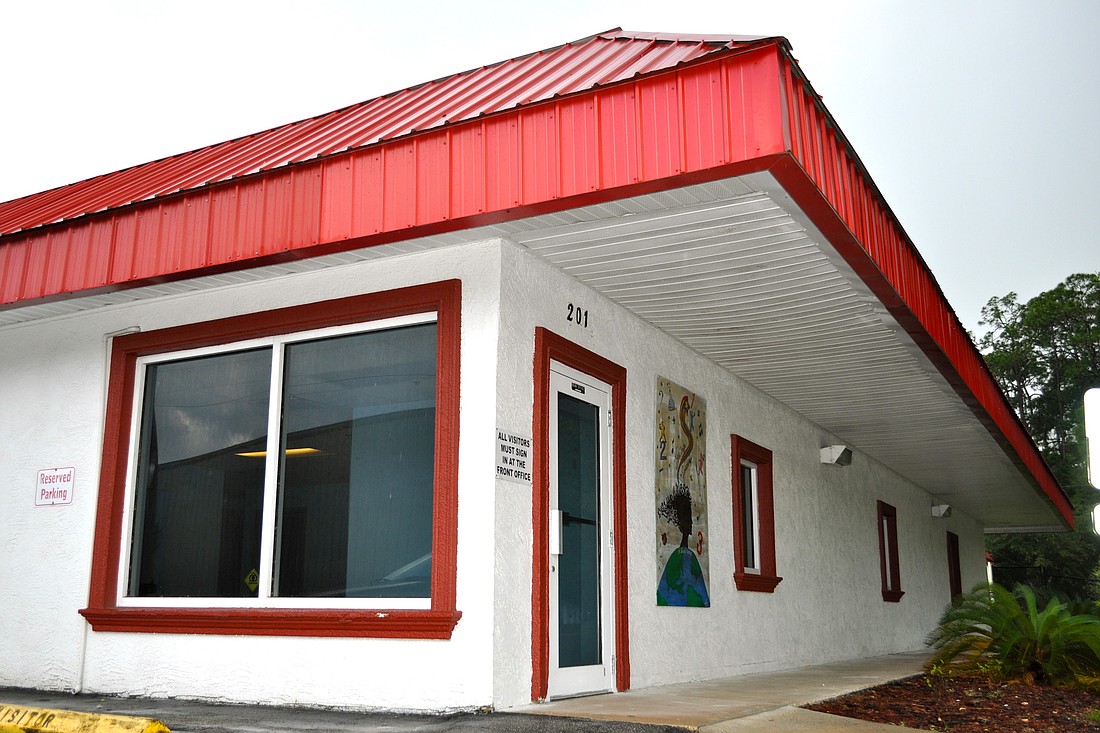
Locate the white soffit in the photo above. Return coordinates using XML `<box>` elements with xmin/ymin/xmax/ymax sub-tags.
<box><xmin>0</xmin><ymin>174</ymin><xmax>1062</xmax><ymax>530</ymax></box>
<box><xmin>494</xmin><ymin>174</ymin><xmax>1060</xmax><ymax>531</ymax></box>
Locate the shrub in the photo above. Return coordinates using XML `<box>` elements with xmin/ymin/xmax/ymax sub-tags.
<box><xmin>926</xmin><ymin>583</ymin><xmax>1100</xmax><ymax>689</ymax></box>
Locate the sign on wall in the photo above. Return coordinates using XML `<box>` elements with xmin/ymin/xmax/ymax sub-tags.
<box><xmin>654</xmin><ymin>377</ymin><xmax>710</xmax><ymax>607</ymax></box>
<box><xmin>496</xmin><ymin>429</ymin><xmax>533</xmax><ymax>485</ymax></box>
<box><xmin>35</xmin><ymin>467</ymin><xmax>75</xmax><ymax>507</ymax></box>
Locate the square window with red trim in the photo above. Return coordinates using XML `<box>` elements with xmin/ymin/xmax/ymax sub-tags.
<box><xmin>731</xmin><ymin>435</ymin><xmax>781</xmax><ymax>593</ymax></box>
<box><xmin>81</xmin><ymin>281</ymin><xmax>462</xmax><ymax>638</ymax></box>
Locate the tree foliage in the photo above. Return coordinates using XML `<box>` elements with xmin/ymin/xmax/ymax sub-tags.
<box><xmin>978</xmin><ymin>273</ymin><xmax>1100</xmax><ymax>598</ymax></box>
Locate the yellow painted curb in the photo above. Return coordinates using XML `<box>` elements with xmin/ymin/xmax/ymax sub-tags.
<box><xmin>0</xmin><ymin>703</ymin><xmax>169</xmax><ymax>733</ymax></box>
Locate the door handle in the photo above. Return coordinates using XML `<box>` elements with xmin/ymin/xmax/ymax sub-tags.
<box><xmin>550</xmin><ymin>509</ymin><xmax>563</xmax><ymax>555</ymax></box>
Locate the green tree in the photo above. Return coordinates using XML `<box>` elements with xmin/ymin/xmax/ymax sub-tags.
<box><xmin>979</xmin><ymin>273</ymin><xmax>1100</xmax><ymax>599</ymax></box>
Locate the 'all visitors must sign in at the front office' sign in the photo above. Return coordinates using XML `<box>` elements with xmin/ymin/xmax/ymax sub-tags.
<box><xmin>496</xmin><ymin>429</ymin><xmax>532</xmax><ymax>484</ymax></box>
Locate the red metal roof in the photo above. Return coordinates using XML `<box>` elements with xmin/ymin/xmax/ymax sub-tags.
<box><xmin>0</xmin><ymin>29</ymin><xmax>776</xmax><ymax>237</ymax></box>
<box><xmin>0</xmin><ymin>38</ymin><xmax>791</xmax><ymax>309</ymax></box>
<box><xmin>0</xmin><ymin>28</ymin><xmax>1073</xmax><ymax>529</ymax></box>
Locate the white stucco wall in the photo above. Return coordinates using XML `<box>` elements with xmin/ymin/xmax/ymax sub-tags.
<box><xmin>1</xmin><ymin>233</ymin><xmax>988</xmax><ymax>712</ymax></box>
<box><xmin>490</xmin><ymin>240</ymin><xmax>987</xmax><ymax>707</ymax></box>
<box><xmin>0</xmin><ymin>241</ymin><xmax>504</xmax><ymax>711</ymax></box>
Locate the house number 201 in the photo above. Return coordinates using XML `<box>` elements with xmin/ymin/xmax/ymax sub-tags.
<box><xmin>566</xmin><ymin>304</ymin><xmax>590</xmax><ymax>328</ymax></box>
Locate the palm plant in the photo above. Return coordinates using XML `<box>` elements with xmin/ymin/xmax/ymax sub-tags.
<box><xmin>926</xmin><ymin>583</ymin><xmax>1100</xmax><ymax>689</ymax></box>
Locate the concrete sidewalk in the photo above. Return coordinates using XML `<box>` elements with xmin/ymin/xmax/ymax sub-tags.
<box><xmin>0</xmin><ymin>651</ymin><xmax>928</xmax><ymax>732</ymax></box>
<box><xmin>517</xmin><ymin>650</ymin><xmax>928</xmax><ymax>731</ymax></box>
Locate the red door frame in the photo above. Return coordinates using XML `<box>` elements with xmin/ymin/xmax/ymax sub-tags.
<box><xmin>531</xmin><ymin>327</ymin><xmax>629</xmax><ymax>700</ymax></box>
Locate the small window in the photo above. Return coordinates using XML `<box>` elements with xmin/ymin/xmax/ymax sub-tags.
<box><xmin>877</xmin><ymin>501</ymin><xmax>903</xmax><ymax>602</ymax></box>
<box><xmin>739</xmin><ymin>462</ymin><xmax>759</xmax><ymax>572</ymax></box>
<box><xmin>81</xmin><ymin>281</ymin><xmax>462</xmax><ymax>638</ymax></box>
<box><xmin>946</xmin><ymin>531</ymin><xmax>962</xmax><ymax>601</ymax></box>
<box><xmin>731</xmin><ymin>435</ymin><xmax>781</xmax><ymax>592</ymax></box>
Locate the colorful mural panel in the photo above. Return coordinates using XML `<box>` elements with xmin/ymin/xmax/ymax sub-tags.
<box><xmin>655</xmin><ymin>377</ymin><xmax>710</xmax><ymax>607</ymax></box>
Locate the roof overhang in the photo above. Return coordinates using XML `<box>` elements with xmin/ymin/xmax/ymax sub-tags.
<box><xmin>496</xmin><ymin>173</ymin><xmax>1069</xmax><ymax>532</ymax></box>
<box><xmin>0</xmin><ymin>34</ymin><xmax>1071</xmax><ymax>530</ymax></box>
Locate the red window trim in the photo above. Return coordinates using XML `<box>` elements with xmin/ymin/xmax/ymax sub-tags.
<box><xmin>530</xmin><ymin>327</ymin><xmax>629</xmax><ymax>701</ymax></box>
<box><xmin>731</xmin><ymin>435</ymin><xmax>782</xmax><ymax>593</ymax></box>
<box><xmin>877</xmin><ymin>500</ymin><xmax>904</xmax><ymax>603</ymax></box>
<box><xmin>80</xmin><ymin>280</ymin><xmax>463</xmax><ymax>639</ymax></box>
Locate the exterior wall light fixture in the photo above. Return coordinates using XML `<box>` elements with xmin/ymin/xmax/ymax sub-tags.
<box><xmin>820</xmin><ymin>445</ymin><xmax>852</xmax><ymax>466</ymax></box>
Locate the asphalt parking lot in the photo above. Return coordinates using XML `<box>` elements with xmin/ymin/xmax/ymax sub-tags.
<box><xmin>0</xmin><ymin>688</ymin><xmax>683</xmax><ymax>733</ymax></box>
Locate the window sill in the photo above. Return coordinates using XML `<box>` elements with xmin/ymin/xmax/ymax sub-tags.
<box><xmin>733</xmin><ymin>572</ymin><xmax>782</xmax><ymax>593</ymax></box>
<box><xmin>79</xmin><ymin>606</ymin><xmax>462</xmax><ymax>639</ymax></box>
<box><xmin>881</xmin><ymin>589</ymin><xmax>905</xmax><ymax>603</ymax></box>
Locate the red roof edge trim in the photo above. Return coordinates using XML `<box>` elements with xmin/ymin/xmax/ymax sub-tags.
<box><xmin>774</xmin><ymin>50</ymin><xmax>1073</xmax><ymax>529</ymax></box>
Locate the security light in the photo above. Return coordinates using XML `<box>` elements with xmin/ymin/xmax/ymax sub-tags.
<box><xmin>820</xmin><ymin>445</ymin><xmax>852</xmax><ymax>466</ymax></box>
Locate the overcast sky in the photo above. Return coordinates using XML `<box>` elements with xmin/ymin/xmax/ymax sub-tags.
<box><xmin>2</xmin><ymin>0</ymin><xmax>1097</xmax><ymax>334</ymax></box>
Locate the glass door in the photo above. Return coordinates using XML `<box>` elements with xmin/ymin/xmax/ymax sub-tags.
<box><xmin>547</xmin><ymin>365</ymin><xmax>613</xmax><ymax>698</ymax></box>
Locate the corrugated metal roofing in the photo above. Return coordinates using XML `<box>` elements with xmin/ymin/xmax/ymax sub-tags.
<box><xmin>0</xmin><ymin>29</ymin><xmax>776</xmax><ymax>237</ymax></box>
<box><xmin>0</xmin><ymin>38</ymin><xmax>793</xmax><ymax>310</ymax></box>
<box><xmin>0</xmin><ymin>26</ymin><xmax>1070</xmax><ymax>530</ymax></box>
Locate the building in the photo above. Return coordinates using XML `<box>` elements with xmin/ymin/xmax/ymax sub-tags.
<box><xmin>0</xmin><ymin>30</ymin><xmax>1071</xmax><ymax>712</ymax></box>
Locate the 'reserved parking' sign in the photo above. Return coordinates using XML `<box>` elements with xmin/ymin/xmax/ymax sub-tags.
<box><xmin>35</xmin><ymin>467</ymin><xmax>75</xmax><ymax>506</ymax></box>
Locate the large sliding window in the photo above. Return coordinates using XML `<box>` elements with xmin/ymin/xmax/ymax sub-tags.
<box><xmin>128</xmin><ymin>320</ymin><xmax>437</xmax><ymax>604</ymax></box>
<box><xmin>82</xmin><ymin>281</ymin><xmax>462</xmax><ymax>638</ymax></box>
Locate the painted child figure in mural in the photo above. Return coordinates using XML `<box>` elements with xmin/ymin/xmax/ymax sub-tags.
<box><xmin>656</xmin><ymin>483</ymin><xmax>710</xmax><ymax>606</ymax></box>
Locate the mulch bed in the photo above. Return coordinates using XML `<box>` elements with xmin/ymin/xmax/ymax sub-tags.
<box><xmin>805</xmin><ymin>674</ymin><xmax>1100</xmax><ymax>732</ymax></box>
